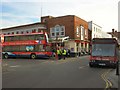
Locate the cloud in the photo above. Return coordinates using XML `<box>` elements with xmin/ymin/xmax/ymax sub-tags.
<box><xmin>0</xmin><ymin>2</ymin><xmax>41</xmax><ymax>28</ymax></box>
<box><xmin>0</xmin><ymin>12</ymin><xmax>40</xmax><ymax>29</ymax></box>
<box><xmin>0</xmin><ymin>18</ymin><xmax>38</xmax><ymax>29</ymax></box>
<box><xmin>0</xmin><ymin>0</ymin><xmax>119</xmax><ymax>32</ymax></box>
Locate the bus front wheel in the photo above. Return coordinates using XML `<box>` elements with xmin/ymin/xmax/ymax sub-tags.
<box><xmin>89</xmin><ymin>62</ymin><xmax>93</xmax><ymax>67</ymax></box>
<box><xmin>30</xmin><ymin>54</ymin><xmax>36</xmax><ymax>59</ymax></box>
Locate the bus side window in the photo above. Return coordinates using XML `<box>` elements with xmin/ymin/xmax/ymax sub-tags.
<box><xmin>35</xmin><ymin>35</ymin><xmax>45</xmax><ymax>40</ymax></box>
<box><xmin>35</xmin><ymin>35</ymin><xmax>39</xmax><ymax>40</ymax></box>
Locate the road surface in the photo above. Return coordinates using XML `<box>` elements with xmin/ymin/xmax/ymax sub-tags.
<box><xmin>2</xmin><ymin>56</ymin><xmax>118</xmax><ymax>89</ymax></box>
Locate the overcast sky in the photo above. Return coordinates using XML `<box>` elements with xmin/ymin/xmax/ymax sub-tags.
<box><xmin>0</xmin><ymin>0</ymin><xmax>119</xmax><ymax>32</ymax></box>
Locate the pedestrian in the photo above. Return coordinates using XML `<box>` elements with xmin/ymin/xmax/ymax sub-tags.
<box><xmin>57</xmin><ymin>48</ymin><xmax>62</xmax><ymax>60</ymax></box>
<box><xmin>67</xmin><ymin>49</ymin><xmax>70</xmax><ymax>57</ymax></box>
<box><xmin>52</xmin><ymin>48</ymin><xmax>56</xmax><ymax>57</ymax></box>
<box><xmin>62</xmin><ymin>48</ymin><xmax>67</xmax><ymax>60</ymax></box>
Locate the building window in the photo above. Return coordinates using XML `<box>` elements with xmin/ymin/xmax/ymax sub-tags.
<box><xmin>26</xmin><ymin>31</ymin><xmax>29</xmax><ymax>33</ymax></box>
<box><xmin>56</xmin><ymin>27</ymin><xmax>59</xmax><ymax>32</ymax></box>
<box><xmin>52</xmin><ymin>28</ymin><xmax>55</xmax><ymax>32</ymax></box>
<box><xmin>61</xmin><ymin>32</ymin><xmax>64</xmax><ymax>36</ymax></box>
<box><xmin>21</xmin><ymin>31</ymin><xmax>24</xmax><ymax>34</ymax></box>
<box><xmin>85</xmin><ymin>29</ymin><xmax>87</xmax><ymax>39</ymax></box>
<box><xmin>85</xmin><ymin>29</ymin><xmax>87</xmax><ymax>35</ymax></box>
<box><xmin>50</xmin><ymin>25</ymin><xmax>65</xmax><ymax>37</ymax></box>
<box><xmin>50</xmin><ymin>28</ymin><xmax>55</xmax><ymax>37</ymax></box>
<box><xmin>80</xmin><ymin>25</ymin><xmax>84</xmax><ymax>40</ymax></box>
<box><xmin>76</xmin><ymin>27</ymin><xmax>79</xmax><ymax>34</ymax></box>
<box><xmin>52</xmin><ymin>33</ymin><xmax>55</xmax><ymax>36</ymax></box>
<box><xmin>76</xmin><ymin>26</ymin><xmax>80</xmax><ymax>37</ymax></box>
<box><xmin>61</xmin><ymin>27</ymin><xmax>64</xmax><ymax>31</ymax></box>
<box><xmin>38</xmin><ymin>28</ymin><xmax>42</xmax><ymax>32</ymax></box>
<box><xmin>60</xmin><ymin>26</ymin><xmax>65</xmax><ymax>36</ymax></box>
<box><xmin>16</xmin><ymin>31</ymin><xmax>19</xmax><ymax>34</ymax></box>
<box><xmin>32</xmin><ymin>29</ymin><xmax>36</xmax><ymax>33</ymax></box>
<box><xmin>12</xmin><ymin>32</ymin><xmax>14</xmax><ymax>34</ymax></box>
<box><xmin>56</xmin><ymin>32</ymin><xmax>59</xmax><ymax>36</ymax></box>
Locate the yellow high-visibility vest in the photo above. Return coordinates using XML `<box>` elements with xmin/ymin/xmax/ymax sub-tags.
<box><xmin>62</xmin><ymin>50</ymin><xmax>67</xmax><ymax>55</ymax></box>
<box><xmin>57</xmin><ymin>50</ymin><xmax>61</xmax><ymax>55</ymax></box>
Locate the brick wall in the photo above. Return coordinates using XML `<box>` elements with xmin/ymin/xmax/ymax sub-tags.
<box><xmin>74</xmin><ymin>16</ymin><xmax>88</xmax><ymax>40</ymax></box>
<box><xmin>43</xmin><ymin>15</ymin><xmax>89</xmax><ymax>40</ymax></box>
<box><xmin>46</xmin><ymin>15</ymin><xmax>74</xmax><ymax>39</ymax></box>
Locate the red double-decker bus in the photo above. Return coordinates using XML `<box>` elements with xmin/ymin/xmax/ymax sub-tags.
<box><xmin>2</xmin><ymin>32</ymin><xmax>52</xmax><ymax>59</ymax></box>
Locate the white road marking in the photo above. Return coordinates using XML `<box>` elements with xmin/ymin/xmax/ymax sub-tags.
<box><xmin>10</xmin><ymin>65</ymin><xmax>20</xmax><ymax>67</ymax></box>
<box><xmin>79</xmin><ymin>65</ymin><xmax>88</xmax><ymax>69</ymax></box>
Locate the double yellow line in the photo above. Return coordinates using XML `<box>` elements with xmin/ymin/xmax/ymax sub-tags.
<box><xmin>101</xmin><ymin>69</ymin><xmax>113</xmax><ymax>89</ymax></box>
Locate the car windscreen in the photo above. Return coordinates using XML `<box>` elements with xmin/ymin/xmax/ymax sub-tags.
<box><xmin>91</xmin><ymin>44</ymin><xmax>115</xmax><ymax>56</ymax></box>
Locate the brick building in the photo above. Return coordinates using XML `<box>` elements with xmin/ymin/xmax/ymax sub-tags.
<box><xmin>2</xmin><ymin>15</ymin><xmax>90</xmax><ymax>56</ymax></box>
<box><xmin>41</xmin><ymin>15</ymin><xmax>89</xmax><ymax>56</ymax></box>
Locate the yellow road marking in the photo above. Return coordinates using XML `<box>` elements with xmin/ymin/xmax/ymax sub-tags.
<box><xmin>101</xmin><ymin>69</ymin><xmax>113</xmax><ymax>89</ymax></box>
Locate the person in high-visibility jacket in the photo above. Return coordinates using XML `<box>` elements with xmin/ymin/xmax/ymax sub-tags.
<box><xmin>62</xmin><ymin>49</ymin><xmax>67</xmax><ymax>60</ymax></box>
<box><xmin>57</xmin><ymin>48</ymin><xmax>62</xmax><ymax>60</ymax></box>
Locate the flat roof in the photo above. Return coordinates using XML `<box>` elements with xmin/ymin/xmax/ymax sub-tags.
<box><xmin>1</xmin><ymin>22</ymin><xmax>45</xmax><ymax>31</ymax></box>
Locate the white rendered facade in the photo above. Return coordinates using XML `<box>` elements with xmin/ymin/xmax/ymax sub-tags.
<box><xmin>88</xmin><ymin>21</ymin><xmax>112</xmax><ymax>39</ymax></box>
<box><xmin>88</xmin><ymin>21</ymin><xmax>102</xmax><ymax>39</ymax></box>
<box><xmin>2</xmin><ymin>23</ymin><xmax>46</xmax><ymax>35</ymax></box>
<box><xmin>101</xmin><ymin>31</ymin><xmax>112</xmax><ymax>38</ymax></box>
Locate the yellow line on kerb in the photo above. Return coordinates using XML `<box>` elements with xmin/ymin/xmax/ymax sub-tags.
<box><xmin>101</xmin><ymin>69</ymin><xmax>113</xmax><ymax>89</ymax></box>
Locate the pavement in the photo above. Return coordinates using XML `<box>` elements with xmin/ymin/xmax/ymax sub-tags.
<box><xmin>107</xmin><ymin>67</ymin><xmax>119</xmax><ymax>88</ymax></box>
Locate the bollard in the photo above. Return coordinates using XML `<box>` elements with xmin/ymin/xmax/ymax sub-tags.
<box><xmin>55</xmin><ymin>53</ymin><xmax>58</xmax><ymax>60</ymax></box>
<box><xmin>116</xmin><ymin>61</ymin><xmax>119</xmax><ymax>75</ymax></box>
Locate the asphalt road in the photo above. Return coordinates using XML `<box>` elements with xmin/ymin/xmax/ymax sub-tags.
<box><xmin>2</xmin><ymin>56</ymin><xmax>118</xmax><ymax>88</ymax></box>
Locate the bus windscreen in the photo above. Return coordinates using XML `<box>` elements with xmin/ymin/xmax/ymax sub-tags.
<box><xmin>91</xmin><ymin>44</ymin><xmax>115</xmax><ymax>56</ymax></box>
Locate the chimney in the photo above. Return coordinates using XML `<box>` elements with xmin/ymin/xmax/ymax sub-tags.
<box><xmin>112</xmin><ymin>29</ymin><xmax>115</xmax><ymax>33</ymax></box>
<box><xmin>114</xmin><ymin>30</ymin><xmax>118</xmax><ymax>38</ymax></box>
